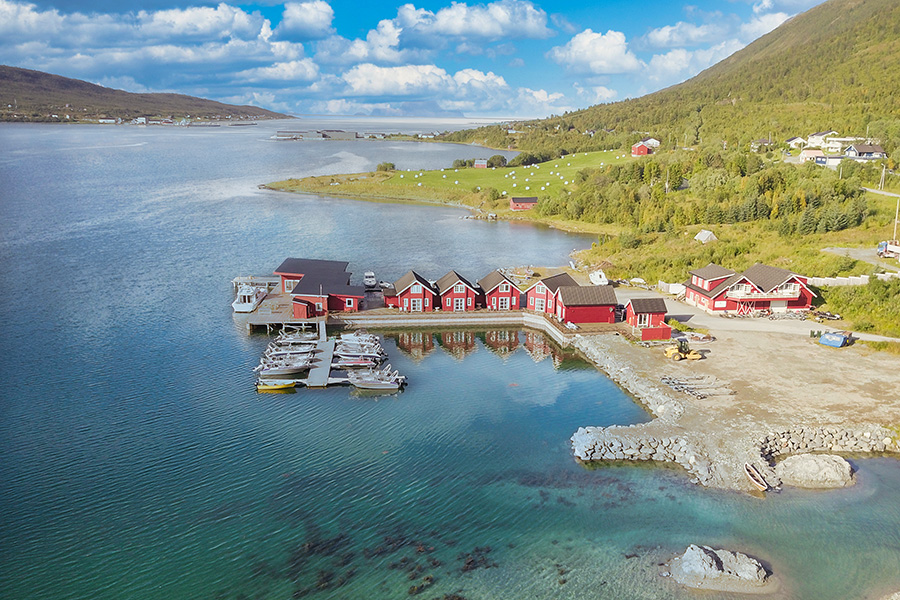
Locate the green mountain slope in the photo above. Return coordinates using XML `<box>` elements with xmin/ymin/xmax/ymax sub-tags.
<box><xmin>0</xmin><ymin>65</ymin><xmax>289</xmax><ymax>121</ymax></box>
<box><xmin>446</xmin><ymin>0</ymin><xmax>900</xmax><ymax>154</ymax></box>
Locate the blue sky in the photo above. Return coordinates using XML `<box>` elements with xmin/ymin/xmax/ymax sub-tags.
<box><xmin>0</xmin><ymin>0</ymin><xmax>827</xmax><ymax>118</ymax></box>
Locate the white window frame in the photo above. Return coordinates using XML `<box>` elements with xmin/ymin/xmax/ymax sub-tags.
<box><xmin>454</xmin><ymin>284</ymin><xmax>464</xmax><ymax>293</ymax></box>
<box><xmin>412</xmin><ymin>284</ymin><xmax>421</xmax><ymax>293</ymax></box>
<box><xmin>446</xmin><ymin>297</ymin><xmax>452</xmax><ymax>307</ymax></box>
<box><xmin>345</xmin><ymin>298</ymin><xmax>354</xmax><ymax>308</ymax></box>
<box><xmin>315</xmin><ymin>302</ymin><xmax>323</xmax><ymax>311</ymax></box>
<box><xmin>467</xmin><ymin>297</ymin><xmax>472</xmax><ymax>306</ymax></box>
<box><xmin>637</xmin><ymin>313</ymin><xmax>650</xmax><ymax>327</ymax></box>
<box><xmin>500</xmin><ymin>283</ymin><xmax>510</xmax><ymax>292</ymax></box>
<box><xmin>536</xmin><ymin>284</ymin><xmax>545</xmax><ymax>294</ymax></box>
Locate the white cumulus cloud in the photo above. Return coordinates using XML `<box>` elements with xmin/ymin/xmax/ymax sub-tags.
<box><xmin>136</xmin><ymin>3</ymin><xmax>265</xmax><ymax>41</ymax></box>
<box><xmin>397</xmin><ymin>0</ymin><xmax>552</xmax><ymax>40</ymax></box>
<box><xmin>276</xmin><ymin>0</ymin><xmax>334</xmax><ymax>40</ymax></box>
<box><xmin>645</xmin><ymin>21</ymin><xmax>723</xmax><ymax>48</ymax></box>
<box><xmin>548</xmin><ymin>29</ymin><xmax>643</xmax><ymax>75</ymax></box>
<box><xmin>237</xmin><ymin>59</ymin><xmax>319</xmax><ymax>82</ymax></box>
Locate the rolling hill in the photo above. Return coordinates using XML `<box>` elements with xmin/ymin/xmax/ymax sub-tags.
<box><xmin>445</xmin><ymin>0</ymin><xmax>900</xmax><ymax>155</ymax></box>
<box><xmin>0</xmin><ymin>65</ymin><xmax>289</xmax><ymax>122</ymax></box>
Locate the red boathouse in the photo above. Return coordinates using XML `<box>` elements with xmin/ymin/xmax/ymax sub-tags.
<box><xmin>524</xmin><ymin>272</ymin><xmax>577</xmax><ymax>315</ymax></box>
<box><xmin>273</xmin><ymin>258</ymin><xmax>365</xmax><ymax>319</ymax></box>
<box><xmin>509</xmin><ymin>196</ymin><xmax>538</xmax><ymax>211</ymax></box>
<box><xmin>554</xmin><ymin>285</ymin><xmax>618</xmax><ymax>324</ymax></box>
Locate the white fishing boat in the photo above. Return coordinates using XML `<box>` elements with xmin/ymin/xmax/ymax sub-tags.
<box><xmin>347</xmin><ymin>364</ymin><xmax>406</xmax><ymax>390</ymax></box>
<box><xmin>589</xmin><ymin>270</ymin><xmax>608</xmax><ymax>286</ymax></box>
<box><xmin>232</xmin><ymin>284</ymin><xmax>267</xmax><ymax>313</ymax></box>
<box><xmin>265</xmin><ymin>345</ymin><xmax>317</xmax><ymax>358</ymax></box>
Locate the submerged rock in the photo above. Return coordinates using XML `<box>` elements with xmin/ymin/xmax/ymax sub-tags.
<box><xmin>775</xmin><ymin>454</ymin><xmax>854</xmax><ymax>488</ymax></box>
<box><xmin>666</xmin><ymin>545</ymin><xmax>775</xmax><ymax>593</ymax></box>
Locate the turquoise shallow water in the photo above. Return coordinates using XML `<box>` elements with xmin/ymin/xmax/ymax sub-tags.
<box><xmin>1</xmin><ymin>122</ymin><xmax>900</xmax><ymax>600</ymax></box>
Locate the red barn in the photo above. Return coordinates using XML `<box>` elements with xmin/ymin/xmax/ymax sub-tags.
<box><xmin>625</xmin><ymin>298</ymin><xmax>671</xmax><ymax>341</ymax></box>
<box><xmin>509</xmin><ymin>196</ymin><xmax>538</xmax><ymax>211</ymax></box>
<box><xmin>436</xmin><ymin>270</ymin><xmax>479</xmax><ymax>312</ymax></box>
<box><xmin>273</xmin><ymin>258</ymin><xmax>365</xmax><ymax>319</ymax></box>
<box><xmin>631</xmin><ymin>142</ymin><xmax>652</xmax><ymax>157</ymax></box>
<box><xmin>684</xmin><ymin>263</ymin><xmax>815</xmax><ymax>315</ymax></box>
<box><xmin>386</xmin><ymin>270</ymin><xmax>437</xmax><ymax>312</ymax></box>
<box><xmin>554</xmin><ymin>285</ymin><xmax>617</xmax><ymax>324</ymax></box>
<box><xmin>477</xmin><ymin>270</ymin><xmax>520</xmax><ymax>310</ymax></box>
<box><xmin>524</xmin><ymin>272</ymin><xmax>577</xmax><ymax>315</ymax></box>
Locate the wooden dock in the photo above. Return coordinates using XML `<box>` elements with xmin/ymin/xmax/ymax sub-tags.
<box><xmin>305</xmin><ymin>340</ymin><xmax>335</xmax><ymax>388</ymax></box>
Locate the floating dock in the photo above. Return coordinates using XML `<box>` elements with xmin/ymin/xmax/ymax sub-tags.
<box><xmin>305</xmin><ymin>340</ymin><xmax>335</xmax><ymax>388</ymax></box>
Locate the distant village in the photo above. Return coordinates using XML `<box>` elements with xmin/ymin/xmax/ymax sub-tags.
<box><xmin>629</xmin><ymin>129</ymin><xmax>886</xmax><ymax>167</ymax></box>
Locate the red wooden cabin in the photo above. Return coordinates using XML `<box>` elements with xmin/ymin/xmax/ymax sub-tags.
<box><xmin>554</xmin><ymin>285</ymin><xmax>617</xmax><ymax>324</ymax></box>
<box><xmin>477</xmin><ymin>270</ymin><xmax>519</xmax><ymax>310</ymax></box>
<box><xmin>524</xmin><ymin>272</ymin><xmax>577</xmax><ymax>315</ymax></box>
<box><xmin>436</xmin><ymin>270</ymin><xmax>479</xmax><ymax>312</ymax></box>
<box><xmin>385</xmin><ymin>270</ymin><xmax>437</xmax><ymax>312</ymax></box>
<box><xmin>684</xmin><ymin>263</ymin><xmax>814</xmax><ymax>315</ymax></box>
<box><xmin>625</xmin><ymin>297</ymin><xmax>671</xmax><ymax>341</ymax></box>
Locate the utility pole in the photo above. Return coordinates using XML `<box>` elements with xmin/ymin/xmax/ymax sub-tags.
<box><xmin>879</xmin><ymin>163</ymin><xmax>886</xmax><ymax>191</ymax></box>
<box><xmin>894</xmin><ymin>195</ymin><xmax>899</xmax><ymax>241</ymax></box>
<box><xmin>665</xmin><ymin>168</ymin><xmax>670</xmax><ymax>194</ymax></box>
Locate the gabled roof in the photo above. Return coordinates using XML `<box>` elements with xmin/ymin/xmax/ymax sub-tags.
<box><xmin>557</xmin><ymin>285</ymin><xmax>617</xmax><ymax>306</ymax></box>
<box><xmin>510</xmin><ymin>196</ymin><xmax>538</xmax><ymax>204</ymax></box>
<box><xmin>525</xmin><ymin>272</ymin><xmax>578</xmax><ymax>294</ymax></box>
<box><xmin>477</xmin><ymin>270</ymin><xmax>515</xmax><ymax>294</ymax></box>
<box><xmin>689</xmin><ymin>263</ymin><xmax>736</xmax><ymax>281</ymax></box>
<box><xmin>392</xmin><ymin>270</ymin><xmax>435</xmax><ymax>295</ymax></box>
<box><xmin>810</xmin><ymin>130</ymin><xmax>838</xmax><ymax>137</ymax></box>
<box><xmin>785</xmin><ymin>136</ymin><xmax>804</xmax><ymax>142</ymax></box>
<box><xmin>435</xmin><ymin>270</ymin><xmax>478</xmax><ymax>295</ymax></box>
<box><xmin>626</xmin><ymin>297</ymin><xmax>667</xmax><ymax>314</ymax></box>
<box><xmin>738</xmin><ymin>263</ymin><xmax>799</xmax><ymax>292</ymax></box>
<box><xmin>846</xmin><ymin>144</ymin><xmax>884</xmax><ymax>154</ymax></box>
<box><xmin>275</xmin><ymin>257</ymin><xmax>350</xmax><ymax>276</ymax></box>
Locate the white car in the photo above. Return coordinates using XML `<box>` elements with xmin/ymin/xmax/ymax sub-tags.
<box><xmin>363</xmin><ymin>271</ymin><xmax>377</xmax><ymax>287</ymax></box>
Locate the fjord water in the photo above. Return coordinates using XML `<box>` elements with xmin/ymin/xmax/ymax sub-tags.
<box><xmin>1</xmin><ymin>121</ymin><xmax>899</xmax><ymax>600</ymax></box>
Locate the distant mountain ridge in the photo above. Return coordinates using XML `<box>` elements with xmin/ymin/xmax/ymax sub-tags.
<box><xmin>0</xmin><ymin>65</ymin><xmax>289</xmax><ymax>122</ymax></box>
<box><xmin>446</xmin><ymin>0</ymin><xmax>900</xmax><ymax>154</ymax></box>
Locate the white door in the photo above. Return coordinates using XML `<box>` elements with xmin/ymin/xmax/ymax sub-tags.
<box><xmin>454</xmin><ymin>297</ymin><xmax>465</xmax><ymax>311</ymax></box>
<box><xmin>770</xmin><ymin>300</ymin><xmax>788</xmax><ymax>313</ymax></box>
<box><xmin>498</xmin><ymin>297</ymin><xmax>509</xmax><ymax>310</ymax></box>
<box><xmin>410</xmin><ymin>298</ymin><xmax>423</xmax><ymax>312</ymax></box>
<box><xmin>535</xmin><ymin>298</ymin><xmax>545</xmax><ymax>312</ymax></box>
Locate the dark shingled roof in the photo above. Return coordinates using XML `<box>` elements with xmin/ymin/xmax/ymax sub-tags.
<box><xmin>435</xmin><ymin>270</ymin><xmax>478</xmax><ymax>295</ymax></box>
<box><xmin>392</xmin><ymin>270</ymin><xmax>435</xmax><ymax>295</ymax></box>
<box><xmin>627</xmin><ymin>297</ymin><xmax>667</xmax><ymax>314</ymax></box>
<box><xmin>557</xmin><ymin>285</ymin><xmax>617</xmax><ymax>306</ymax></box>
<box><xmin>477</xmin><ymin>270</ymin><xmax>515</xmax><ymax>294</ymax></box>
<box><xmin>274</xmin><ymin>257</ymin><xmax>350</xmax><ymax>276</ymax></box>
<box><xmin>739</xmin><ymin>263</ymin><xmax>797</xmax><ymax>292</ymax></box>
<box><xmin>510</xmin><ymin>196</ymin><xmax>538</xmax><ymax>204</ymax></box>
<box><xmin>688</xmin><ymin>263</ymin><xmax>735</xmax><ymax>281</ymax></box>
<box><xmin>535</xmin><ymin>272</ymin><xmax>578</xmax><ymax>293</ymax></box>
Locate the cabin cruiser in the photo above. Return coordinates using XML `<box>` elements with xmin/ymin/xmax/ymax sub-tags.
<box><xmin>232</xmin><ymin>284</ymin><xmax>267</xmax><ymax>313</ymax></box>
<box><xmin>347</xmin><ymin>364</ymin><xmax>407</xmax><ymax>390</ymax></box>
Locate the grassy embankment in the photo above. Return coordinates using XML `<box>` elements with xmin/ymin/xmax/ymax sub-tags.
<box><xmin>267</xmin><ymin>150</ymin><xmax>633</xmax><ymax>234</ymax></box>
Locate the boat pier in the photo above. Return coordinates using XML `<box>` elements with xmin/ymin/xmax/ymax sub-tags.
<box><xmin>305</xmin><ymin>339</ymin><xmax>335</xmax><ymax>388</ymax></box>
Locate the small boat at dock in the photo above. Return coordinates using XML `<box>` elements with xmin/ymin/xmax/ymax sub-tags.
<box><xmin>744</xmin><ymin>462</ymin><xmax>770</xmax><ymax>492</ymax></box>
<box><xmin>256</xmin><ymin>379</ymin><xmax>297</xmax><ymax>391</ymax></box>
<box><xmin>347</xmin><ymin>364</ymin><xmax>407</xmax><ymax>391</ymax></box>
<box><xmin>232</xmin><ymin>283</ymin><xmax>268</xmax><ymax>313</ymax></box>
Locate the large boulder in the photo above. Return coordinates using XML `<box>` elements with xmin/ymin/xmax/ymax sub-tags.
<box><xmin>775</xmin><ymin>454</ymin><xmax>854</xmax><ymax>488</ymax></box>
<box><xmin>665</xmin><ymin>545</ymin><xmax>775</xmax><ymax>593</ymax></box>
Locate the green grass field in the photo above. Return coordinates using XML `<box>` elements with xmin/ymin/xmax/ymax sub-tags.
<box><xmin>383</xmin><ymin>150</ymin><xmax>631</xmax><ymax>197</ymax></box>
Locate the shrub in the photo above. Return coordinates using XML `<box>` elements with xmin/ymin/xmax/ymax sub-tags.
<box><xmin>376</xmin><ymin>162</ymin><xmax>395</xmax><ymax>172</ymax></box>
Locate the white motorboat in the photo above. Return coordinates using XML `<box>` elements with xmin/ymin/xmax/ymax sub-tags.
<box><xmin>265</xmin><ymin>345</ymin><xmax>317</xmax><ymax>358</ymax></box>
<box><xmin>255</xmin><ymin>362</ymin><xmax>313</xmax><ymax>378</ymax></box>
<box><xmin>232</xmin><ymin>284</ymin><xmax>268</xmax><ymax>313</ymax></box>
<box><xmin>347</xmin><ymin>364</ymin><xmax>406</xmax><ymax>390</ymax></box>
<box><xmin>589</xmin><ymin>270</ymin><xmax>608</xmax><ymax>286</ymax></box>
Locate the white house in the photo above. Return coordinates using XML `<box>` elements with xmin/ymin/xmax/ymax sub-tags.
<box><xmin>640</xmin><ymin>137</ymin><xmax>661</xmax><ymax>148</ymax></box>
<box><xmin>807</xmin><ymin>130</ymin><xmax>839</xmax><ymax>148</ymax></box>
<box><xmin>800</xmin><ymin>148</ymin><xmax>825</xmax><ymax>163</ymax></box>
<box><xmin>845</xmin><ymin>144</ymin><xmax>886</xmax><ymax>161</ymax></box>
<box><xmin>786</xmin><ymin>136</ymin><xmax>805</xmax><ymax>149</ymax></box>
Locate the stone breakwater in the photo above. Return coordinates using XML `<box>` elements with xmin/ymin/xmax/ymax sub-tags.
<box><xmin>571</xmin><ymin>335</ymin><xmax>899</xmax><ymax>491</ymax></box>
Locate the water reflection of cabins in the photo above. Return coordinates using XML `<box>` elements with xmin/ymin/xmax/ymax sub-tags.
<box><xmin>523</xmin><ymin>331</ymin><xmax>564</xmax><ymax>368</ymax></box>
<box><xmin>393</xmin><ymin>330</ymin><xmax>436</xmax><ymax>362</ymax></box>
<box><xmin>482</xmin><ymin>330</ymin><xmax>520</xmax><ymax>359</ymax></box>
<box><xmin>437</xmin><ymin>330</ymin><xmax>478</xmax><ymax>360</ymax></box>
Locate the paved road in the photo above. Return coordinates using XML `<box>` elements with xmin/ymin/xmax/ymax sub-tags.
<box><xmin>822</xmin><ymin>246</ymin><xmax>900</xmax><ymax>272</ymax></box>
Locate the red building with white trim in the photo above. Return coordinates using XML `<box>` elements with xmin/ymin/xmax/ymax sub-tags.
<box><xmin>524</xmin><ymin>272</ymin><xmax>577</xmax><ymax>315</ymax></box>
<box><xmin>625</xmin><ymin>298</ymin><xmax>671</xmax><ymax>341</ymax></box>
<box><xmin>554</xmin><ymin>285</ymin><xmax>617</xmax><ymax>323</ymax></box>
<box><xmin>631</xmin><ymin>142</ymin><xmax>652</xmax><ymax>156</ymax></box>
<box><xmin>436</xmin><ymin>270</ymin><xmax>479</xmax><ymax>312</ymax></box>
<box><xmin>385</xmin><ymin>270</ymin><xmax>437</xmax><ymax>312</ymax></box>
<box><xmin>684</xmin><ymin>263</ymin><xmax>815</xmax><ymax>314</ymax></box>
<box><xmin>477</xmin><ymin>270</ymin><xmax>520</xmax><ymax>310</ymax></box>
<box><xmin>272</xmin><ymin>258</ymin><xmax>365</xmax><ymax>320</ymax></box>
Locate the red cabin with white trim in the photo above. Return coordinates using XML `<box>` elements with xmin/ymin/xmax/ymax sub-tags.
<box><xmin>625</xmin><ymin>298</ymin><xmax>671</xmax><ymax>341</ymax></box>
<box><xmin>436</xmin><ymin>270</ymin><xmax>479</xmax><ymax>312</ymax></box>
<box><xmin>553</xmin><ymin>285</ymin><xmax>617</xmax><ymax>323</ymax></box>
<box><xmin>524</xmin><ymin>272</ymin><xmax>577</xmax><ymax>314</ymax></box>
<box><xmin>477</xmin><ymin>270</ymin><xmax>519</xmax><ymax>310</ymax></box>
<box><xmin>683</xmin><ymin>263</ymin><xmax>815</xmax><ymax>314</ymax></box>
<box><xmin>386</xmin><ymin>270</ymin><xmax>437</xmax><ymax>312</ymax></box>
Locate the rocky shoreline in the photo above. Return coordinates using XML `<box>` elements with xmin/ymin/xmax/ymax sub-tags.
<box><xmin>571</xmin><ymin>334</ymin><xmax>899</xmax><ymax>492</ymax></box>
